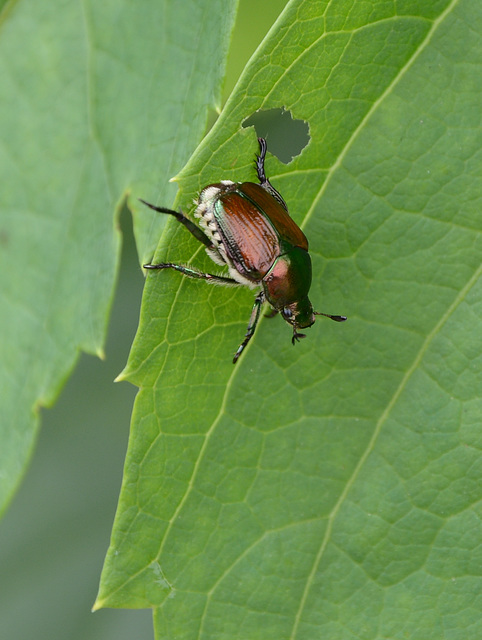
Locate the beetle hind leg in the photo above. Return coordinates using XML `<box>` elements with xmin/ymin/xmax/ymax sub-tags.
<box><xmin>139</xmin><ymin>199</ymin><xmax>215</xmax><ymax>250</ymax></box>
<box><xmin>255</xmin><ymin>138</ymin><xmax>269</xmax><ymax>183</ymax></box>
<box><xmin>255</xmin><ymin>138</ymin><xmax>288</xmax><ymax>211</ymax></box>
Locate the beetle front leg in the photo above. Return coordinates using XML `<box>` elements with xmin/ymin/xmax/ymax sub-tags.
<box><xmin>139</xmin><ymin>199</ymin><xmax>215</xmax><ymax>250</ymax></box>
<box><xmin>233</xmin><ymin>291</ymin><xmax>265</xmax><ymax>364</ymax></box>
<box><xmin>264</xmin><ymin>308</ymin><xmax>278</xmax><ymax>319</ymax></box>
<box><xmin>291</xmin><ymin>328</ymin><xmax>307</xmax><ymax>345</ymax></box>
<box><xmin>144</xmin><ymin>262</ymin><xmax>238</xmax><ymax>286</ymax></box>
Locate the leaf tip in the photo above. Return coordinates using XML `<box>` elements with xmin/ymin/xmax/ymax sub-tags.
<box><xmin>114</xmin><ymin>370</ymin><xmax>127</xmax><ymax>383</ymax></box>
<box><xmin>91</xmin><ymin>598</ymin><xmax>103</xmax><ymax>612</ymax></box>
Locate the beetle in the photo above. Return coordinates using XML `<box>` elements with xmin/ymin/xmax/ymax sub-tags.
<box><xmin>141</xmin><ymin>138</ymin><xmax>346</xmax><ymax>364</ymax></box>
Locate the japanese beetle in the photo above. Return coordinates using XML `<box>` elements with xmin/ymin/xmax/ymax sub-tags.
<box><xmin>141</xmin><ymin>138</ymin><xmax>346</xmax><ymax>364</ymax></box>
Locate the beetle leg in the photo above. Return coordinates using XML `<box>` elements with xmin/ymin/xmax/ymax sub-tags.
<box><xmin>255</xmin><ymin>137</ymin><xmax>269</xmax><ymax>182</ymax></box>
<box><xmin>264</xmin><ymin>308</ymin><xmax>278</xmax><ymax>319</ymax></box>
<box><xmin>139</xmin><ymin>199</ymin><xmax>215</xmax><ymax>250</ymax></box>
<box><xmin>255</xmin><ymin>138</ymin><xmax>289</xmax><ymax>211</ymax></box>
<box><xmin>291</xmin><ymin>328</ymin><xmax>307</xmax><ymax>345</ymax></box>
<box><xmin>233</xmin><ymin>291</ymin><xmax>265</xmax><ymax>364</ymax></box>
<box><xmin>144</xmin><ymin>262</ymin><xmax>238</xmax><ymax>286</ymax></box>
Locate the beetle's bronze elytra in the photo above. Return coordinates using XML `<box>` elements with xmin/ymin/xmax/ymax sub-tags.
<box><xmin>141</xmin><ymin>138</ymin><xmax>346</xmax><ymax>363</ymax></box>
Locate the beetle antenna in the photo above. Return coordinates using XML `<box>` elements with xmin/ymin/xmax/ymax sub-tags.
<box><xmin>314</xmin><ymin>312</ymin><xmax>347</xmax><ymax>322</ymax></box>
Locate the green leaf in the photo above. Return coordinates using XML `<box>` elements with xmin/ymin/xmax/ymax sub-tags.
<box><xmin>99</xmin><ymin>0</ymin><xmax>482</xmax><ymax>637</ymax></box>
<box><xmin>0</xmin><ymin>0</ymin><xmax>238</xmax><ymax>513</ymax></box>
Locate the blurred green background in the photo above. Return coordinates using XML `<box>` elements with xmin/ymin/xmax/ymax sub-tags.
<box><xmin>0</xmin><ymin>1</ymin><xmax>287</xmax><ymax>638</ymax></box>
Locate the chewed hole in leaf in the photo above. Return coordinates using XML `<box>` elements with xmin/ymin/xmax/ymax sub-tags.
<box><xmin>242</xmin><ymin>108</ymin><xmax>309</xmax><ymax>163</ymax></box>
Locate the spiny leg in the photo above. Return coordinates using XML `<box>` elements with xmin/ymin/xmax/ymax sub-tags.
<box><xmin>255</xmin><ymin>138</ymin><xmax>288</xmax><ymax>211</ymax></box>
<box><xmin>255</xmin><ymin>137</ymin><xmax>269</xmax><ymax>183</ymax></box>
<box><xmin>144</xmin><ymin>262</ymin><xmax>238</xmax><ymax>286</ymax></box>
<box><xmin>139</xmin><ymin>199</ymin><xmax>214</xmax><ymax>250</ymax></box>
<box><xmin>233</xmin><ymin>291</ymin><xmax>265</xmax><ymax>364</ymax></box>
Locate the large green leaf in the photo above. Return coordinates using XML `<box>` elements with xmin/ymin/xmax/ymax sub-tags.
<box><xmin>0</xmin><ymin>0</ymin><xmax>238</xmax><ymax>513</ymax></box>
<box><xmin>98</xmin><ymin>0</ymin><xmax>482</xmax><ymax>637</ymax></box>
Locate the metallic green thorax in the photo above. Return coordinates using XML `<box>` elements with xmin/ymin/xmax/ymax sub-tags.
<box><xmin>263</xmin><ymin>245</ymin><xmax>314</xmax><ymax>328</ymax></box>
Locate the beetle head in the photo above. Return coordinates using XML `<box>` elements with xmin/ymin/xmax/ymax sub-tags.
<box><xmin>280</xmin><ymin>297</ymin><xmax>315</xmax><ymax>344</ymax></box>
<box><xmin>281</xmin><ymin>299</ymin><xmax>347</xmax><ymax>345</ymax></box>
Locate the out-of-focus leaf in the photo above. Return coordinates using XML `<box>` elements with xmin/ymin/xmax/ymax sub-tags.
<box><xmin>0</xmin><ymin>0</ymin><xmax>238</xmax><ymax>512</ymax></box>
